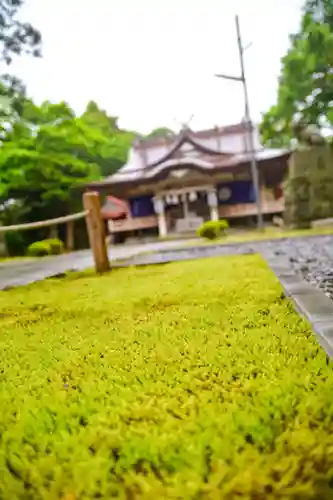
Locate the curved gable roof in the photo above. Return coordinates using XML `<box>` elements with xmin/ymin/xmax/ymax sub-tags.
<box><xmin>93</xmin><ymin>122</ymin><xmax>288</xmax><ymax>186</ymax></box>
<box><xmin>147</xmin><ymin>130</ymin><xmax>232</xmax><ymax>168</ymax></box>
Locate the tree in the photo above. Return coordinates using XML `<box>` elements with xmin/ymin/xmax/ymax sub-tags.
<box><xmin>22</xmin><ymin>99</ymin><xmax>75</xmax><ymax>126</ymax></box>
<box><xmin>260</xmin><ymin>2</ymin><xmax>333</xmax><ymax>147</ymax></box>
<box><xmin>0</xmin><ymin>0</ymin><xmax>41</xmax><ymax>64</ymax></box>
<box><xmin>0</xmin><ymin>0</ymin><xmax>42</xmax><ymax>140</ymax></box>
<box><xmin>0</xmin><ymin>104</ymin><xmax>102</xmax><ymax>228</ymax></box>
<box><xmin>0</xmin><ymin>74</ymin><xmax>26</xmax><ymax>138</ymax></box>
<box><xmin>0</xmin><ymin>97</ymin><xmax>140</xmax><ymax>227</ymax></box>
<box><xmin>0</xmin><ymin>98</ymin><xmax>127</xmax><ymax>251</ymax></box>
<box><xmin>82</xmin><ymin>101</ymin><xmax>119</xmax><ymax>132</ymax></box>
<box><xmin>0</xmin><ymin>93</ymin><xmax>142</xmax><ymax>254</ymax></box>
<box><xmin>146</xmin><ymin>127</ymin><xmax>175</xmax><ymax>139</ymax></box>
<box><xmin>306</xmin><ymin>0</ymin><xmax>333</xmax><ymax>26</ymax></box>
<box><xmin>80</xmin><ymin>101</ymin><xmax>136</xmax><ymax>177</ymax></box>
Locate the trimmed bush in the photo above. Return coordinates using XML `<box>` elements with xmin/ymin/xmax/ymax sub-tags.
<box><xmin>27</xmin><ymin>238</ymin><xmax>64</xmax><ymax>257</ymax></box>
<box><xmin>47</xmin><ymin>238</ymin><xmax>64</xmax><ymax>255</ymax></box>
<box><xmin>197</xmin><ymin>219</ymin><xmax>229</xmax><ymax>240</ymax></box>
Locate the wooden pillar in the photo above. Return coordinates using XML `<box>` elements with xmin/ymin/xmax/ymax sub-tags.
<box><xmin>182</xmin><ymin>193</ymin><xmax>189</xmax><ymax>220</ymax></box>
<box><xmin>66</xmin><ymin>219</ymin><xmax>74</xmax><ymax>252</ymax></box>
<box><xmin>49</xmin><ymin>225</ymin><xmax>58</xmax><ymax>239</ymax></box>
<box><xmin>83</xmin><ymin>191</ymin><xmax>110</xmax><ymax>273</ymax></box>
<box><xmin>153</xmin><ymin>196</ymin><xmax>167</xmax><ymax>238</ymax></box>
<box><xmin>207</xmin><ymin>189</ymin><xmax>219</xmax><ymax>221</ymax></box>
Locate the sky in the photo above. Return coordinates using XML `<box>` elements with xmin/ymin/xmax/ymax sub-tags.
<box><xmin>11</xmin><ymin>0</ymin><xmax>305</xmax><ymax>134</ymax></box>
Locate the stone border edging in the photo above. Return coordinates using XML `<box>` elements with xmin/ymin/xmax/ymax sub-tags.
<box><xmin>265</xmin><ymin>255</ymin><xmax>333</xmax><ymax>359</ymax></box>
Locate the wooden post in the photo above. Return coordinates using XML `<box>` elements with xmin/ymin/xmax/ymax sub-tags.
<box><xmin>49</xmin><ymin>224</ymin><xmax>58</xmax><ymax>239</ymax></box>
<box><xmin>83</xmin><ymin>191</ymin><xmax>110</xmax><ymax>273</ymax></box>
<box><xmin>66</xmin><ymin>219</ymin><xmax>75</xmax><ymax>252</ymax></box>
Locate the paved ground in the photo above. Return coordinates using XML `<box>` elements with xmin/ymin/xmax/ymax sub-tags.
<box><xmin>2</xmin><ymin>234</ymin><xmax>333</xmax><ymax>292</ymax></box>
<box><xmin>0</xmin><ymin>240</ymin><xmax>198</xmax><ymax>289</ymax></box>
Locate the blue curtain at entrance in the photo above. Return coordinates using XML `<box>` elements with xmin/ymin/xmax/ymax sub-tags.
<box><xmin>129</xmin><ymin>196</ymin><xmax>155</xmax><ymax>217</ymax></box>
<box><xmin>217</xmin><ymin>181</ymin><xmax>255</xmax><ymax>205</ymax></box>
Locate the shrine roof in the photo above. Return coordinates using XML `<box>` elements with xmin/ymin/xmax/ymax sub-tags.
<box><xmin>87</xmin><ymin>122</ymin><xmax>290</xmax><ymax>189</ymax></box>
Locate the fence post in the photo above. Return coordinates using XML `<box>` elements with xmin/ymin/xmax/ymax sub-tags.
<box><xmin>83</xmin><ymin>191</ymin><xmax>110</xmax><ymax>273</ymax></box>
<box><xmin>66</xmin><ymin>220</ymin><xmax>75</xmax><ymax>252</ymax></box>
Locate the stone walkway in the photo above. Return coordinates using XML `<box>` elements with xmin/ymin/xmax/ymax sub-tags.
<box><xmin>1</xmin><ymin>234</ymin><xmax>333</xmax><ymax>292</ymax></box>
<box><xmin>0</xmin><ymin>240</ymin><xmax>196</xmax><ymax>290</ymax></box>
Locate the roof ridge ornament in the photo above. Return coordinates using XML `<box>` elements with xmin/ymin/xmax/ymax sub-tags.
<box><xmin>173</xmin><ymin>114</ymin><xmax>195</xmax><ymax>133</ymax></box>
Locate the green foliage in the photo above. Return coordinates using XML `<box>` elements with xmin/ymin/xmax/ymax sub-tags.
<box><xmin>0</xmin><ymin>0</ymin><xmax>42</xmax><ymax>65</ymax></box>
<box><xmin>0</xmin><ymin>255</ymin><xmax>332</xmax><ymax>497</ymax></box>
<box><xmin>197</xmin><ymin>219</ymin><xmax>229</xmax><ymax>240</ymax></box>
<box><xmin>261</xmin><ymin>2</ymin><xmax>333</xmax><ymax>146</ymax></box>
<box><xmin>0</xmin><ymin>101</ymin><xmax>103</xmax><ymax>229</ymax></box>
<box><xmin>306</xmin><ymin>0</ymin><xmax>333</xmax><ymax>26</ymax></box>
<box><xmin>0</xmin><ymin>75</ymin><xmax>27</xmax><ymax>131</ymax></box>
<box><xmin>0</xmin><ymin>0</ymin><xmax>42</xmax><ymax>137</ymax></box>
<box><xmin>80</xmin><ymin>101</ymin><xmax>136</xmax><ymax>177</ymax></box>
<box><xmin>146</xmin><ymin>126</ymin><xmax>175</xmax><ymax>139</ymax></box>
<box><xmin>27</xmin><ymin>238</ymin><xmax>64</xmax><ymax>257</ymax></box>
<box><xmin>27</xmin><ymin>241</ymin><xmax>51</xmax><ymax>257</ymax></box>
<box><xmin>46</xmin><ymin>238</ymin><xmax>64</xmax><ymax>255</ymax></box>
<box><xmin>82</xmin><ymin>100</ymin><xmax>119</xmax><ymax>132</ymax></box>
<box><xmin>23</xmin><ymin>99</ymin><xmax>75</xmax><ymax>125</ymax></box>
<box><xmin>0</xmin><ymin>97</ymin><xmax>141</xmax><ymax>248</ymax></box>
<box><xmin>4</xmin><ymin>230</ymin><xmax>26</xmax><ymax>256</ymax></box>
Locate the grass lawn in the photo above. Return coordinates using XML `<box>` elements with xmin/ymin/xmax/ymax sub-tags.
<box><xmin>0</xmin><ymin>256</ymin><xmax>333</xmax><ymax>499</ymax></box>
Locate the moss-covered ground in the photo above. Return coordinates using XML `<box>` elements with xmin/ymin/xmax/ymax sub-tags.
<box><xmin>0</xmin><ymin>255</ymin><xmax>333</xmax><ymax>499</ymax></box>
<box><xmin>183</xmin><ymin>224</ymin><xmax>333</xmax><ymax>247</ymax></box>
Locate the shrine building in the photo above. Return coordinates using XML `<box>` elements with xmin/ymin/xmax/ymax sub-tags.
<box><xmin>85</xmin><ymin>122</ymin><xmax>290</xmax><ymax>240</ymax></box>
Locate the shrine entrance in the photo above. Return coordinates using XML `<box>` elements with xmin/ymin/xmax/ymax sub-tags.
<box><xmin>153</xmin><ymin>186</ymin><xmax>219</xmax><ymax>236</ymax></box>
<box><xmin>165</xmin><ymin>191</ymin><xmax>207</xmax><ymax>233</ymax></box>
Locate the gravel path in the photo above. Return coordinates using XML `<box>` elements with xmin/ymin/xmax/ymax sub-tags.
<box><xmin>259</xmin><ymin>235</ymin><xmax>333</xmax><ymax>300</ymax></box>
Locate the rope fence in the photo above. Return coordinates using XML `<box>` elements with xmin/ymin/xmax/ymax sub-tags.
<box><xmin>0</xmin><ymin>192</ymin><xmax>110</xmax><ymax>274</ymax></box>
<box><xmin>0</xmin><ymin>210</ymin><xmax>89</xmax><ymax>233</ymax></box>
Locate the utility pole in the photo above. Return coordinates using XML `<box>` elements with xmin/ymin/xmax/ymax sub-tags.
<box><xmin>215</xmin><ymin>15</ymin><xmax>263</xmax><ymax>229</ymax></box>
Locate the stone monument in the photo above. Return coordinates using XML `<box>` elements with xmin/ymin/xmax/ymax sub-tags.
<box><xmin>284</xmin><ymin>121</ymin><xmax>333</xmax><ymax>228</ymax></box>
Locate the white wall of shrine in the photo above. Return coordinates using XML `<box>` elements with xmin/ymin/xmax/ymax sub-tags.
<box><xmin>196</xmin><ymin>128</ymin><xmax>261</xmax><ymax>154</ymax></box>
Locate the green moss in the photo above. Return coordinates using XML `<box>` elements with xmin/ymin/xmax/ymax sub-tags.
<box><xmin>0</xmin><ymin>255</ymin><xmax>333</xmax><ymax>499</ymax></box>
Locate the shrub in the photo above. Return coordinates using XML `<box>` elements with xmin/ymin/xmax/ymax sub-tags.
<box><xmin>27</xmin><ymin>241</ymin><xmax>51</xmax><ymax>257</ymax></box>
<box><xmin>197</xmin><ymin>219</ymin><xmax>229</xmax><ymax>240</ymax></box>
<box><xmin>46</xmin><ymin>238</ymin><xmax>64</xmax><ymax>255</ymax></box>
<box><xmin>27</xmin><ymin>238</ymin><xmax>64</xmax><ymax>257</ymax></box>
<box><xmin>4</xmin><ymin>231</ymin><xmax>27</xmax><ymax>256</ymax></box>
